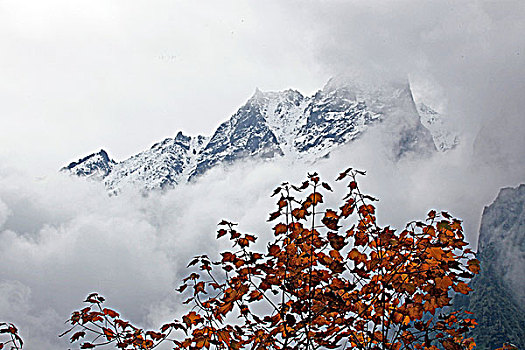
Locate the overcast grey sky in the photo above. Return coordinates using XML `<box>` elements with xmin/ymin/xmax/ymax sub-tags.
<box><xmin>1</xmin><ymin>1</ymin><xmax>525</xmax><ymax>348</ymax></box>
<box><xmin>0</xmin><ymin>0</ymin><xmax>328</xmax><ymax>172</ymax></box>
<box><xmin>1</xmin><ymin>0</ymin><xmax>524</xmax><ymax>173</ymax></box>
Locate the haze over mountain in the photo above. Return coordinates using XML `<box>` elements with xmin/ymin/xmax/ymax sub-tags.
<box><xmin>453</xmin><ymin>184</ymin><xmax>525</xmax><ymax>349</ymax></box>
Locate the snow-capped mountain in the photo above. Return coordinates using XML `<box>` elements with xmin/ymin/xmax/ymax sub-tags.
<box><xmin>63</xmin><ymin>78</ymin><xmax>450</xmax><ymax>193</ymax></box>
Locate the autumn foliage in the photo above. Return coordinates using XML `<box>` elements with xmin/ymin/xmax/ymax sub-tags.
<box><xmin>4</xmin><ymin>168</ymin><xmax>482</xmax><ymax>350</ymax></box>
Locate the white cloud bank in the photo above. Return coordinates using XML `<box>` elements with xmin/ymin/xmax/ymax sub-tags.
<box><xmin>1</xmin><ymin>122</ymin><xmax>524</xmax><ymax>348</ymax></box>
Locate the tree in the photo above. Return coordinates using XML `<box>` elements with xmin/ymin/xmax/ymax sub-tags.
<box><xmin>0</xmin><ymin>323</ymin><xmax>23</xmax><ymax>350</ymax></box>
<box><xmin>59</xmin><ymin>168</ymin><xmax>480</xmax><ymax>350</ymax></box>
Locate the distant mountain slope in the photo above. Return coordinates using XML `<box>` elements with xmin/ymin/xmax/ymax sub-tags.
<box><xmin>62</xmin><ymin>77</ymin><xmax>451</xmax><ymax>193</ymax></box>
<box><xmin>453</xmin><ymin>184</ymin><xmax>525</xmax><ymax>350</ymax></box>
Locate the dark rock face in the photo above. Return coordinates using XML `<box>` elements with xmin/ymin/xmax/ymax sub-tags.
<box><xmin>294</xmin><ymin>81</ymin><xmax>381</xmax><ymax>154</ymax></box>
<box><xmin>478</xmin><ymin>184</ymin><xmax>525</xmax><ymax>305</ymax></box>
<box><xmin>453</xmin><ymin>184</ymin><xmax>525</xmax><ymax>350</ymax></box>
<box><xmin>190</xmin><ymin>93</ymin><xmax>284</xmax><ymax>179</ymax></box>
<box><xmin>62</xmin><ymin>78</ymin><xmax>440</xmax><ymax>192</ymax></box>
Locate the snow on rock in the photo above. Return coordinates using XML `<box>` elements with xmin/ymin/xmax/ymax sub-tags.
<box><xmin>104</xmin><ymin>132</ymin><xmax>208</xmax><ymax>193</ymax></box>
<box><xmin>418</xmin><ymin>103</ymin><xmax>458</xmax><ymax>151</ymax></box>
<box><xmin>63</xmin><ymin>78</ymin><xmax>450</xmax><ymax>193</ymax></box>
<box><xmin>189</xmin><ymin>89</ymin><xmax>284</xmax><ymax>180</ymax></box>
<box><xmin>61</xmin><ymin>150</ymin><xmax>116</xmax><ymax>181</ymax></box>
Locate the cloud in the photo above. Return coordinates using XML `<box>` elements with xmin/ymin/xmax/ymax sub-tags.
<box><xmin>0</xmin><ymin>160</ymin><xmax>304</xmax><ymax>348</ymax></box>
<box><xmin>268</xmin><ymin>0</ymin><xmax>525</xmax><ymax>163</ymax></box>
<box><xmin>2</xmin><ymin>0</ymin><xmax>523</xmax><ymax>176</ymax></box>
<box><xmin>1</xmin><ymin>117</ymin><xmax>524</xmax><ymax>347</ymax></box>
<box><xmin>0</xmin><ymin>280</ymin><xmax>62</xmax><ymax>349</ymax></box>
<box><xmin>0</xmin><ymin>1</ymin><xmax>524</xmax><ymax>348</ymax></box>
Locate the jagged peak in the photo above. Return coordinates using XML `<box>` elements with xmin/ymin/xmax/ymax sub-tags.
<box><xmin>248</xmin><ymin>87</ymin><xmax>304</xmax><ymax>103</ymax></box>
<box><xmin>63</xmin><ymin>149</ymin><xmax>114</xmax><ymax>170</ymax></box>
<box><xmin>250</xmin><ymin>87</ymin><xmax>265</xmax><ymax>100</ymax></box>
<box><xmin>63</xmin><ymin>75</ymin><xmax>442</xmax><ymax>192</ymax></box>
<box><xmin>492</xmin><ymin>183</ymin><xmax>525</xmax><ymax>205</ymax></box>
<box><xmin>174</xmin><ymin>130</ymin><xmax>191</xmax><ymax>143</ymax></box>
<box><xmin>97</xmin><ymin>149</ymin><xmax>111</xmax><ymax>162</ymax></box>
<box><xmin>149</xmin><ymin>131</ymin><xmax>198</xmax><ymax>150</ymax></box>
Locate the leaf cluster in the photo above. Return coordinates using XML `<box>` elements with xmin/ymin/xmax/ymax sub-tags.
<box><xmin>59</xmin><ymin>293</ymin><xmax>185</xmax><ymax>349</ymax></box>
<box><xmin>63</xmin><ymin>168</ymin><xmax>481</xmax><ymax>350</ymax></box>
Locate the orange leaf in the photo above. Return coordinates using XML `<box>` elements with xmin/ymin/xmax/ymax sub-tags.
<box><xmin>435</xmin><ymin>276</ymin><xmax>453</xmax><ymax>290</ymax></box>
<box><xmin>336</xmin><ymin>167</ymin><xmax>352</xmax><ymax>181</ymax></box>
<box><xmin>182</xmin><ymin>311</ymin><xmax>203</xmax><ymax>327</ymax></box>
<box><xmin>330</xmin><ymin>249</ymin><xmax>343</xmax><ymax>262</ymax></box>
<box><xmin>428</xmin><ymin>247</ymin><xmax>444</xmax><ymax>260</ymax></box>
<box><xmin>146</xmin><ymin>331</ymin><xmax>164</xmax><ymax>341</ymax></box>
<box><xmin>308</xmin><ymin>192</ymin><xmax>323</xmax><ymax>205</ymax></box>
<box><xmin>269</xmin><ymin>245</ymin><xmax>280</xmax><ymax>256</ymax></box>
<box><xmin>71</xmin><ymin>331</ymin><xmax>86</xmax><ymax>342</ymax></box>
<box><xmin>354</xmin><ymin>230</ymin><xmax>368</xmax><ymax>246</ymax></box>
<box><xmin>274</xmin><ymin>223</ymin><xmax>287</xmax><ymax>235</ymax></box>
<box><xmin>102</xmin><ymin>327</ymin><xmax>115</xmax><ymax>341</ymax></box>
<box><xmin>103</xmin><ymin>308</ymin><xmax>119</xmax><ymax>318</ymax></box>
<box><xmin>453</xmin><ymin>282</ymin><xmax>472</xmax><ymax>294</ymax></box>
<box><xmin>248</xmin><ymin>290</ymin><xmax>263</xmax><ymax>302</ymax></box>
<box><xmin>328</xmin><ymin>232</ymin><xmax>346</xmax><ymax>250</ymax></box>
<box><xmin>322</xmin><ymin>210</ymin><xmax>340</xmax><ymax>230</ymax></box>
<box><xmin>268</xmin><ymin>211</ymin><xmax>281</xmax><ymax>222</ymax></box>
<box><xmin>238</xmin><ymin>238</ymin><xmax>249</xmax><ymax>248</ymax></box>
<box><xmin>292</xmin><ymin>208</ymin><xmax>307</xmax><ymax>220</ymax></box>
<box><xmin>358</xmin><ymin>204</ymin><xmax>375</xmax><ymax>216</ymax></box>
<box><xmin>467</xmin><ymin>259</ymin><xmax>480</xmax><ymax>274</ymax></box>
<box><xmin>322</xmin><ymin>182</ymin><xmax>333</xmax><ymax>191</ymax></box>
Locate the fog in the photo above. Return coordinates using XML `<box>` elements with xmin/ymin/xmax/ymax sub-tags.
<box><xmin>1</xmin><ymin>0</ymin><xmax>524</xmax><ymax>348</ymax></box>
<box><xmin>1</xmin><ymin>128</ymin><xmax>524</xmax><ymax>347</ymax></box>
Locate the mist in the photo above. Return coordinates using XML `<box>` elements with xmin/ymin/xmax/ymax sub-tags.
<box><xmin>1</xmin><ymin>123</ymin><xmax>524</xmax><ymax>347</ymax></box>
<box><xmin>1</xmin><ymin>0</ymin><xmax>524</xmax><ymax>348</ymax></box>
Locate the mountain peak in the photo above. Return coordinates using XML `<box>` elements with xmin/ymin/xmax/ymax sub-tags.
<box><xmin>63</xmin><ymin>77</ymin><xmax>449</xmax><ymax>192</ymax></box>
<box><xmin>63</xmin><ymin>149</ymin><xmax>112</xmax><ymax>169</ymax></box>
<box><xmin>174</xmin><ymin>131</ymin><xmax>191</xmax><ymax>144</ymax></box>
<box><xmin>250</xmin><ymin>87</ymin><xmax>265</xmax><ymax>101</ymax></box>
<box><xmin>62</xmin><ymin>149</ymin><xmax>116</xmax><ymax>179</ymax></box>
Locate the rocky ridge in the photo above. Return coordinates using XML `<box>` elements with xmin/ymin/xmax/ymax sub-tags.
<box><xmin>63</xmin><ymin>78</ymin><xmax>452</xmax><ymax>193</ymax></box>
<box><xmin>453</xmin><ymin>184</ymin><xmax>525</xmax><ymax>349</ymax></box>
